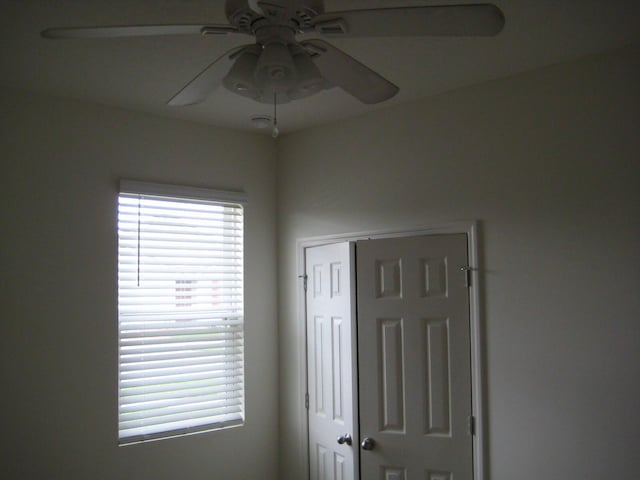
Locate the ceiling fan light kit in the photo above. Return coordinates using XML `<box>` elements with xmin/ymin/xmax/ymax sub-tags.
<box><xmin>41</xmin><ymin>0</ymin><xmax>505</xmax><ymax>119</ymax></box>
<box><xmin>254</xmin><ymin>42</ymin><xmax>297</xmax><ymax>93</ymax></box>
<box><xmin>222</xmin><ymin>39</ymin><xmax>328</xmax><ymax>104</ymax></box>
<box><xmin>222</xmin><ymin>46</ymin><xmax>262</xmax><ymax>100</ymax></box>
<box><xmin>288</xmin><ymin>46</ymin><xmax>326</xmax><ymax>99</ymax></box>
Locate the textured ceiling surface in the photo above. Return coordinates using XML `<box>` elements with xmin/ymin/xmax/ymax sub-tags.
<box><xmin>1</xmin><ymin>0</ymin><xmax>639</xmax><ymax>133</ymax></box>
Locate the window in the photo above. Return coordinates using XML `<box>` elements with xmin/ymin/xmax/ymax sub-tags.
<box><xmin>117</xmin><ymin>180</ymin><xmax>246</xmax><ymax>444</ymax></box>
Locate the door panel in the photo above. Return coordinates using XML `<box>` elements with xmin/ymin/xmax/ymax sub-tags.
<box><xmin>356</xmin><ymin>234</ymin><xmax>473</xmax><ymax>479</ymax></box>
<box><xmin>306</xmin><ymin>243</ymin><xmax>357</xmax><ymax>480</ymax></box>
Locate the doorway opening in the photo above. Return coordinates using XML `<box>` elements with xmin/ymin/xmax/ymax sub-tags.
<box><xmin>297</xmin><ymin>222</ymin><xmax>485</xmax><ymax>480</ymax></box>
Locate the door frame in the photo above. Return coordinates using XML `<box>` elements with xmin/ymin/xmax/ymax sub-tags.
<box><xmin>296</xmin><ymin>221</ymin><xmax>485</xmax><ymax>480</ymax></box>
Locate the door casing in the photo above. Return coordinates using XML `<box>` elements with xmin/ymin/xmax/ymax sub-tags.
<box><xmin>296</xmin><ymin>221</ymin><xmax>485</xmax><ymax>480</ymax></box>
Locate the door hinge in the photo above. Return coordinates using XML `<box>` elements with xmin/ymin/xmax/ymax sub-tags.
<box><xmin>461</xmin><ymin>266</ymin><xmax>472</xmax><ymax>287</ymax></box>
<box><xmin>299</xmin><ymin>274</ymin><xmax>308</xmax><ymax>292</ymax></box>
<box><xmin>305</xmin><ymin>392</ymin><xmax>309</xmax><ymax>410</ymax></box>
<box><xmin>469</xmin><ymin>415</ymin><xmax>476</xmax><ymax>436</ymax></box>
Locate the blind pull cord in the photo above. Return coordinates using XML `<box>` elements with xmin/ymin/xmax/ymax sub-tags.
<box><xmin>272</xmin><ymin>92</ymin><xmax>279</xmax><ymax>139</ymax></box>
<box><xmin>137</xmin><ymin>195</ymin><xmax>141</xmax><ymax>287</ymax></box>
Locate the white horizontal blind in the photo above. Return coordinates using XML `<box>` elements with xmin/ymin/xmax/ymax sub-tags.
<box><xmin>117</xmin><ymin>183</ymin><xmax>245</xmax><ymax>444</ymax></box>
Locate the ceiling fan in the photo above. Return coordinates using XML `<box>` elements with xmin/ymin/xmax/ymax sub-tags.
<box><xmin>41</xmin><ymin>0</ymin><xmax>505</xmax><ymax>107</ymax></box>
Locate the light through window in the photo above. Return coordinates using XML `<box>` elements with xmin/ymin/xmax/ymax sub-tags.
<box><xmin>117</xmin><ymin>180</ymin><xmax>245</xmax><ymax>444</ymax></box>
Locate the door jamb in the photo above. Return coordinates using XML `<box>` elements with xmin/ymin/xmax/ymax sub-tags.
<box><xmin>296</xmin><ymin>221</ymin><xmax>485</xmax><ymax>480</ymax></box>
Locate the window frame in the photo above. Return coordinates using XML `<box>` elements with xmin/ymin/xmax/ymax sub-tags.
<box><xmin>117</xmin><ymin>179</ymin><xmax>247</xmax><ymax>445</ymax></box>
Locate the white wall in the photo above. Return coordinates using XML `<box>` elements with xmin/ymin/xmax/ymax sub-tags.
<box><xmin>276</xmin><ymin>46</ymin><xmax>640</xmax><ymax>480</ymax></box>
<box><xmin>0</xmin><ymin>90</ymin><xmax>278</xmax><ymax>480</ymax></box>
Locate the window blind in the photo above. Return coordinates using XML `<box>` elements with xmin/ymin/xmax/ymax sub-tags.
<box><xmin>117</xmin><ymin>181</ymin><xmax>245</xmax><ymax>444</ymax></box>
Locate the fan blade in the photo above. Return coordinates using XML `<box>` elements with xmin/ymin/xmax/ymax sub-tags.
<box><xmin>307</xmin><ymin>4</ymin><xmax>505</xmax><ymax>37</ymax></box>
<box><xmin>168</xmin><ymin>44</ymin><xmax>252</xmax><ymax>106</ymax></box>
<box><xmin>301</xmin><ymin>40</ymin><xmax>398</xmax><ymax>104</ymax></box>
<box><xmin>41</xmin><ymin>24</ymin><xmax>238</xmax><ymax>39</ymax></box>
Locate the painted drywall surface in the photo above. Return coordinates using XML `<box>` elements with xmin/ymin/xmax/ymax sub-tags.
<box><xmin>0</xmin><ymin>91</ymin><xmax>278</xmax><ymax>480</ymax></box>
<box><xmin>276</xmin><ymin>46</ymin><xmax>640</xmax><ymax>480</ymax></box>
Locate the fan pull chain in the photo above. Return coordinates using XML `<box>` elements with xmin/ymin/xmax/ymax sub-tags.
<box><xmin>272</xmin><ymin>92</ymin><xmax>279</xmax><ymax>138</ymax></box>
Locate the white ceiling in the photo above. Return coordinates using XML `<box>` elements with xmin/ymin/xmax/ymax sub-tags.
<box><xmin>1</xmin><ymin>0</ymin><xmax>639</xmax><ymax>134</ymax></box>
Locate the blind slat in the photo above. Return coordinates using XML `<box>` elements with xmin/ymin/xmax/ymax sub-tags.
<box><xmin>119</xmin><ymin>400</ymin><xmax>242</xmax><ymax>424</ymax></box>
<box><xmin>120</xmin><ymin>351</ymin><xmax>243</xmax><ymax>370</ymax></box>
<box><xmin>119</xmin><ymin>274</ymin><xmax>242</xmax><ymax>281</ymax></box>
<box><xmin>121</xmin><ymin>369</ymin><xmax>243</xmax><ymax>388</ymax></box>
<box><xmin>120</xmin><ymin>416</ymin><xmax>242</xmax><ymax>442</ymax></box>
<box><xmin>120</xmin><ymin>391</ymin><xmax>243</xmax><ymax>414</ymax></box>
<box><xmin>120</xmin><ymin>407</ymin><xmax>242</xmax><ymax>433</ymax></box>
<box><xmin>121</xmin><ymin>323</ymin><xmax>242</xmax><ymax>332</ymax></box>
<box><xmin>120</xmin><ymin>359</ymin><xmax>243</xmax><ymax>379</ymax></box>
<box><xmin>121</xmin><ymin>378</ymin><xmax>241</xmax><ymax>398</ymax></box>
<box><xmin>120</xmin><ymin>314</ymin><xmax>242</xmax><ymax>322</ymax></box>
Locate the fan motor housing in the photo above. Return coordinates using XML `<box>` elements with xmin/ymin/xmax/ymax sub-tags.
<box><xmin>225</xmin><ymin>0</ymin><xmax>325</xmax><ymax>34</ymax></box>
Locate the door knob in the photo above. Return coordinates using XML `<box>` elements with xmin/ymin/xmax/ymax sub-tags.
<box><xmin>361</xmin><ymin>437</ymin><xmax>376</xmax><ymax>450</ymax></box>
<box><xmin>337</xmin><ymin>433</ymin><xmax>352</xmax><ymax>446</ymax></box>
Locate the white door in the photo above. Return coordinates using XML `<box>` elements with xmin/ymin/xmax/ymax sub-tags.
<box><xmin>356</xmin><ymin>234</ymin><xmax>473</xmax><ymax>480</ymax></box>
<box><xmin>306</xmin><ymin>242</ymin><xmax>358</xmax><ymax>480</ymax></box>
